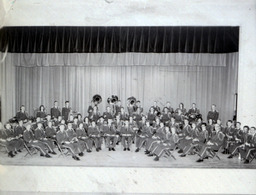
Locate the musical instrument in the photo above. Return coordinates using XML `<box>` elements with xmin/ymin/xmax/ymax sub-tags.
<box><xmin>92</xmin><ymin>94</ymin><xmax>102</xmax><ymax>105</ymax></box>
<box><xmin>107</xmin><ymin>95</ymin><xmax>119</xmax><ymax>104</ymax></box>
<box><xmin>127</xmin><ymin>96</ymin><xmax>136</xmax><ymax>105</ymax></box>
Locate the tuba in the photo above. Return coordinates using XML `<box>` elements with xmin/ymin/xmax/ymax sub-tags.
<box><xmin>107</xmin><ymin>95</ymin><xmax>119</xmax><ymax>104</ymax></box>
<box><xmin>92</xmin><ymin>94</ymin><xmax>102</xmax><ymax>106</ymax></box>
<box><xmin>127</xmin><ymin>96</ymin><xmax>136</xmax><ymax>105</ymax></box>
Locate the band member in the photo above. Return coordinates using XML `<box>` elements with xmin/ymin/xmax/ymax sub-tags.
<box><xmin>50</xmin><ymin>101</ymin><xmax>61</xmax><ymax>119</ymax></box>
<box><xmin>34</xmin><ymin>123</ymin><xmax>56</xmax><ymax>155</ymax></box>
<box><xmin>196</xmin><ymin>124</ymin><xmax>225</xmax><ymax>162</ymax></box>
<box><xmin>103</xmin><ymin>106</ymin><xmax>114</xmax><ymax>121</ymax></box>
<box><xmin>43</xmin><ymin>114</ymin><xmax>54</xmax><ymax>128</ymax></box>
<box><xmin>132</xmin><ymin>108</ymin><xmax>143</xmax><ymax>125</ymax></box>
<box><xmin>227</xmin><ymin>125</ymin><xmax>249</xmax><ymax>159</ymax></box>
<box><xmin>127</xmin><ymin>97</ymin><xmax>137</xmax><ymax>116</ymax></box>
<box><xmin>175</xmin><ymin>103</ymin><xmax>187</xmax><ymax>115</ymax></box>
<box><xmin>36</xmin><ymin>105</ymin><xmax>47</xmax><ymax>119</ymax></box>
<box><xmin>114</xmin><ymin>100</ymin><xmax>122</xmax><ymax>117</ymax></box>
<box><xmin>207</xmin><ymin>119</ymin><xmax>215</xmax><ymax>138</ymax></box>
<box><xmin>87</xmin><ymin>102</ymin><xmax>95</xmax><ymax>116</ymax></box>
<box><xmin>169</xmin><ymin>116</ymin><xmax>178</xmax><ymax>131</ymax></box>
<box><xmin>14</xmin><ymin>120</ymin><xmax>26</xmax><ymax>138</ymax></box>
<box><xmin>187</xmin><ymin>103</ymin><xmax>201</xmax><ymax>122</ymax></box>
<box><xmin>45</xmin><ymin>121</ymin><xmax>57</xmax><ymax>140</ymax></box>
<box><xmin>77</xmin><ymin>114</ymin><xmax>83</xmax><ymax>126</ymax></box>
<box><xmin>222</xmin><ymin>120</ymin><xmax>236</xmax><ymax>154</ymax></box>
<box><xmin>88</xmin><ymin>121</ymin><xmax>102</xmax><ymax>152</ymax></box>
<box><xmin>152</xmin><ymin>126</ymin><xmax>178</xmax><ymax>161</ymax></box>
<box><xmin>163</xmin><ymin>102</ymin><xmax>174</xmax><ymax>114</ymax></box>
<box><xmin>152</xmin><ymin>101</ymin><xmax>161</xmax><ymax>115</ymax></box>
<box><xmin>15</xmin><ymin>105</ymin><xmax>29</xmax><ymax>122</ymax></box>
<box><xmin>119</xmin><ymin>107</ymin><xmax>128</xmax><ymax>121</ymax></box>
<box><xmin>207</xmin><ymin>104</ymin><xmax>219</xmax><ymax>123</ymax></box>
<box><xmin>83</xmin><ymin>117</ymin><xmax>91</xmax><ymax>133</ymax></box>
<box><xmin>54</xmin><ymin>116</ymin><xmax>63</xmax><ymax>127</ymax></box>
<box><xmin>89</xmin><ymin>106</ymin><xmax>100</xmax><ymax>122</ymax></box>
<box><xmin>62</xmin><ymin>101</ymin><xmax>71</xmax><ymax>121</ymax></box>
<box><xmin>174</xmin><ymin>109</ymin><xmax>184</xmax><ymax>125</ymax></box>
<box><xmin>177</xmin><ymin>118</ymin><xmax>191</xmax><ymax>153</ymax></box>
<box><xmin>0</xmin><ymin>123</ymin><xmax>23</xmax><ymax>157</ymax></box>
<box><xmin>103</xmin><ymin>119</ymin><xmax>118</xmax><ymax>151</ymax></box>
<box><xmin>120</xmin><ymin>120</ymin><xmax>134</xmax><ymax>151</ymax></box>
<box><xmin>76</xmin><ymin>123</ymin><xmax>93</xmax><ymax>153</ymax></box>
<box><xmin>134</xmin><ymin>101</ymin><xmax>143</xmax><ymax>114</ymax></box>
<box><xmin>56</xmin><ymin>124</ymin><xmax>80</xmax><ymax>160</ymax></box>
<box><xmin>23</xmin><ymin>124</ymin><xmax>52</xmax><ymax>158</ymax></box>
<box><xmin>160</xmin><ymin>107</ymin><xmax>171</xmax><ymax>125</ymax></box>
<box><xmin>196</xmin><ymin>117</ymin><xmax>203</xmax><ymax>131</ymax></box>
<box><xmin>147</xmin><ymin>107</ymin><xmax>156</xmax><ymax>126</ymax></box>
<box><xmin>66</xmin><ymin>123</ymin><xmax>85</xmax><ymax>156</ymax></box>
<box><xmin>135</xmin><ymin>121</ymin><xmax>154</xmax><ymax>152</ymax></box>
<box><xmin>72</xmin><ymin>118</ymin><xmax>79</xmax><ymax>130</ymax></box>
<box><xmin>67</xmin><ymin>114</ymin><xmax>74</xmax><ymax>124</ymax></box>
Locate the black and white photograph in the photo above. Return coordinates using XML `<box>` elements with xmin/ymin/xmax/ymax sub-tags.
<box><xmin>0</xmin><ymin>0</ymin><xmax>255</xmax><ymax>194</ymax></box>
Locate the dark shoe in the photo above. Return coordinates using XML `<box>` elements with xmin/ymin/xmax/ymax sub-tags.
<box><xmin>148</xmin><ymin>153</ymin><xmax>154</xmax><ymax>157</ymax></box>
<box><xmin>72</xmin><ymin>156</ymin><xmax>80</xmax><ymax>161</ymax></box>
<box><xmin>14</xmin><ymin>151</ymin><xmax>17</xmax><ymax>154</ymax></box>
<box><xmin>18</xmin><ymin>149</ymin><xmax>22</xmax><ymax>153</ymax></box>
<box><xmin>144</xmin><ymin>150</ymin><xmax>149</xmax><ymax>153</ymax></box>
<box><xmin>145</xmin><ymin>151</ymin><xmax>150</xmax><ymax>154</ymax></box>
<box><xmin>40</xmin><ymin>153</ymin><xmax>45</xmax><ymax>157</ymax></box>
<box><xmin>127</xmin><ymin>148</ymin><xmax>130</xmax><ymax>151</ymax></box>
<box><xmin>228</xmin><ymin>154</ymin><xmax>233</xmax><ymax>159</ymax></box>
<box><xmin>204</xmin><ymin>156</ymin><xmax>209</xmax><ymax>159</ymax></box>
<box><xmin>154</xmin><ymin>156</ymin><xmax>159</xmax><ymax>161</ymax></box>
<box><xmin>45</xmin><ymin>153</ymin><xmax>51</xmax><ymax>158</ymax></box>
<box><xmin>196</xmin><ymin>159</ymin><xmax>203</xmax><ymax>162</ymax></box>
<box><xmin>178</xmin><ymin>149</ymin><xmax>183</xmax><ymax>153</ymax></box>
<box><xmin>109</xmin><ymin>148</ymin><xmax>111</xmax><ymax>151</ymax></box>
<box><xmin>96</xmin><ymin>148</ymin><xmax>99</xmax><ymax>152</ymax></box>
<box><xmin>87</xmin><ymin>149</ymin><xmax>92</xmax><ymax>153</ymax></box>
<box><xmin>112</xmin><ymin>148</ymin><xmax>115</xmax><ymax>151</ymax></box>
<box><xmin>244</xmin><ymin>159</ymin><xmax>250</xmax><ymax>164</ymax></box>
<box><xmin>123</xmin><ymin>148</ymin><xmax>126</xmax><ymax>151</ymax></box>
<box><xmin>78</xmin><ymin>152</ymin><xmax>84</xmax><ymax>157</ymax></box>
<box><xmin>99</xmin><ymin>147</ymin><xmax>102</xmax><ymax>150</ymax></box>
<box><xmin>180</xmin><ymin>154</ymin><xmax>186</xmax><ymax>157</ymax></box>
<box><xmin>8</xmin><ymin>152</ymin><xmax>14</xmax><ymax>158</ymax></box>
<box><xmin>51</xmin><ymin>151</ymin><xmax>57</xmax><ymax>155</ymax></box>
<box><xmin>135</xmin><ymin>148</ymin><xmax>140</xmax><ymax>152</ymax></box>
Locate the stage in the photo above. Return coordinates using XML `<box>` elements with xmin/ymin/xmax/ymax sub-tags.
<box><xmin>0</xmin><ymin>144</ymin><xmax>255</xmax><ymax>169</ymax></box>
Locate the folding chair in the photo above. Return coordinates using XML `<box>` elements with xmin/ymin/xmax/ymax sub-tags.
<box><xmin>24</xmin><ymin>142</ymin><xmax>38</xmax><ymax>157</ymax></box>
<box><xmin>208</xmin><ymin>145</ymin><xmax>223</xmax><ymax>160</ymax></box>
<box><xmin>0</xmin><ymin>142</ymin><xmax>8</xmax><ymax>154</ymax></box>
<box><xmin>163</xmin><ymin>148</ymin><xmax>176</xmax><ymax>160</ymax></box>
<box><xmin>249</xmin><ymin>149</ymin><xmax>256</xmax><ymax>163</ymax></box>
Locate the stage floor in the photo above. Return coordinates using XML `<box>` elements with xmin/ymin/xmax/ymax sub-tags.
<box><xmin>0</xmin><ymin>144</ymin><xmax>255</xmax><ymax>169</ymax></box>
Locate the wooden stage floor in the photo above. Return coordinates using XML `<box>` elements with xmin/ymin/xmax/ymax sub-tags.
<box><xmin>0</xmin><ymin>144</ymin><xmax>256</xmax><ymax>168</ymax></box>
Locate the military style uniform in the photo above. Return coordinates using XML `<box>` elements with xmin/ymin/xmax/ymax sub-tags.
<box><xmin>34</xmin><ymin>127</ymin><xmax>55</xmax><ymax>153</ymax></box>
<box><xmin>88</xmin><ymin>125</ymin><xmax>102</xmax><ymax>150</ymax></box>
<box><xmin>102</xmin><ymin>124</ymin><xmax>118</xmax><ymax>150</ymax></box>
<box><xmin>135</xmin><ymin>125</ymin><xmax>154</xmax><ymax>149</ymax></box>
<box><xmin>50</xmin><ymin>107</ymin><xmax>61</xmax><ymax>119</ymax></box>
<box><xmin>76</xmin><ymin>127</ymin><xmax>93</xmax><ymax>151</ymax></box>
<box><xmin>207</xmin><ymin>110</ymin><xmax>219</xmax><ymax>123</ymax></box>
<box><xmin>62</xmin><ymin>107</ymin><xmax>71</xmax><ymax>121</ymax></box>
<box><xmin>120</xmin><ymin>125</ymin><xmax>134</xmax><ymax>149</ymax></box>
<box><xmin>15</xmin><ymin>111</ymin><xmax>29</xmax><ymax>121</ymax></box>
<box><xmin>0</xmin><ymin>128</ymin><xmax>23</xmax><ymax>154</ymax></box>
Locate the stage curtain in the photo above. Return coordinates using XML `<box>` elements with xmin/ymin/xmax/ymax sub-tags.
<box><xmin>12</xmin><ymin>52</ymin><xmax>238</xmax><ymax>123</ymax></box>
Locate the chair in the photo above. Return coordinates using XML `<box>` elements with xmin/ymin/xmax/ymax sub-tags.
<box><xmin>208</xmin><ymin>145</ymin><xmax>223</xmax><ymax>160</ymax></box>
<box><xmin>0</xmin><ymin>142</ymin><xmax>8</xmax><ymax>154</ymax></box>
<box><xmin>163</xmin><ymin>149</ymin><xmax>176</xmax><ymax>160</ymax></box>
<box><xmin>249</xmin><ymin>149</ymin><xmax>256</xmax><ymax>163</ymax></box>
<box><xmin>23</xmin><ymin>142</ymin><xmax>38</xmax><ymax>157</ymax></box>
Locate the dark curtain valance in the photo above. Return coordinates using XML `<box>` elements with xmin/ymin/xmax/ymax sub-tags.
<box><xmin>0</xmin><ymin>26</ymin><xmax>239</xmax><ymax>53</ymax></box>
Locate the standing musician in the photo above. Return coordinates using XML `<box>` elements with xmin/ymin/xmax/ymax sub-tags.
<box><xmin>36</xmin><ymin>105</ymin><xmax>47</xmax><ymax>119</ymax></box>
<box><xmin>50</xmin><ymin>101</ymin><xmax>61</xmax><ymax>119</ymax></box>
<box><xmin>89</xmin><ymin>106</ymin><xmax>101</xmax><ymax>122</ymax></box>
<box><xmin>56</xmin><ymin>124</ymin><xmax>80</xmax><ymax>161</ymax></box>
<box><xmin>187</xmin><ymin>103</ymin><xmax>201</xmax><ymax>123</ymax></box>
<box><xmin>120</xmin><ymin>120</ymin><xmax>134</xmax><ymax>151</ymax></box>
<box><xmin>119</xmin><ymin>107</ymin><xmax>128</xmax><ymax>121</ymax></box>
<box><xmin>87</xmin><ymin>102</ymin><xmax>95</xmax><ymax>117</ymax></box>
<box><xmin>115</xmin><ymin>100</ymin><xmax>122</xmax><ymax>117</ymax></box>
<box><xmin>34</xmin><ymin>123</ymin><xmax>57</xmax><ymax>155</ymax></box>
<box><xmin>207</xmin><ymin>119</ymin><xmax>215</xmax><ymax>139</ymax></box>
<box><xmin>23</xmin><ymin>124</ymin><xmax>52</xmax><ymax>158</ymax></box>
<box><xmin>88</xmin><ymin>121</ymin><xmax>102</xmax><ymax>152</ymax></box>
<box><xmin>62</xmin><ymin>101</ymin><xmax>71</xmax><ymax>122</ymax></box>
<box><xmin>134</xmin><ymin>101</ymin><xmax>143</xmax><ymax>114</ymax></box>
<box><xmin>103</xmin><ymin>106</ymin><xmax>114</xmax><ymax>121</ymax></box>
<box><xmin>15</xmin><ymin>105</ymin><xmax>29</xmax><ymax>122</ymax></box>
<box><xmin>207</xmin><ymin>104</ymin><xmax>219</xmax><ymax>124</ymax></box>
<box><xmin>76</xmin><ymin>123</ymin><xmax>93</xmax><ymax>153</ymax></box>
<box><xmin>127</xmin><ymin>97</ymin><xmax>137</xmax><ymax>116</ymax></box>
<box><xmin>196</xmin><ymin>124</ymin><xmax>225</xmax><ymax>162</ymax></box>
<box><xmin>0</xmin><ymin>123</ymin><xmax>23</xmax><ymax>157</ymax></box>
<box><xmin>103</xmin><ymin>119</ymin><xmax>118</xmax><ymax>151</ymax></box>
<box><xmin>147</xmin><ymin>107</ymin><xmax>156</xmax><ymax>126</ymax></box>
<box><xmin>135</xmin><ymin>121</ymin><xmax>154</xmax><ymax>152</ymax></box>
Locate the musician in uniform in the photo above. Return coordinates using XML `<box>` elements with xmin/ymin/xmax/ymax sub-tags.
<box><xmin>160</xmin><ymin>107</ymin><xmax>171</xmax><ymax>125</ymax></box>
<box><xmin>222</xmin><ymin>120</ymin><xmax>236</xmax><ymax>154</ymax></box>
<box><xmin>207</xmin><ymin>104</ymin><xmax>219</xmax><ymax>123</ymax></box>
<box><xmin>34</xmin><ymin>123</ymin><xmax>56</xmax><ymax>155</ymax></box>
<box><xmin>76</xmin><ymin>123</ymin><xmax>93</xmax><ymax>153</ymax></box>
<box><xmin>14</xmin><ymin>120</ymin><xmax>26</xmax><ymax>139</ymax></box>
<box><xmin>15</xmin><ymin>105</ymin><xmax>29</xmax><ymax>122</ymax></box>
<box><xmin>103</xmin><ymin>106</ymin><xmax>114</xmax><ymax>121</ymax></box>
<box><xmin>50</xmin><ymin>101</ymin><xmax>61</xmax><ymax>119</ymax></box>
<box><xmin>135</xmin><ymin>121</ymin><xmax>154</xmax><ymax>152</ymax></box>
<box><xmin>196</xmin><ymin>124</ymin><xmax>225</xmax><ymax>162</ymax></box>
<box><xmin>62</xmin><ymin>101</ymin><xmax>71</xmax><ymax>121</ymax></box>
<box><xmin>103</xmin><ymin>119</ymin><xmax>118</xmax><ymax>151</ymax></box>
<box><xmin>152</xmin><ymin>101</ymin><xmax>161</xmax><ymax>115</ymax></box>
<box><xmin>88</xmin><ymin>121</ymin><xmax>102</xmax><ymax>152</ymax></box>
<box><xmin>175</xmin><ymin>103</ymin><xmax>187</xmax><ymax>115</ymax></box>
<box><xmin>45</xmin><ymin>121</ymin><xmax>57</xmax><ymax>140</ymax></box>
<box><xmin>23</xmin><ymin>124</ymin><xmax>52</xmax><ymax>158</ymax></box>
<box><xmin>119</xmin><ymin>107</ymin><xmax>128</xmax><ymax>121</ymax></box>
<box><xmin>56</xmin><ymin>124</ymin><xmax>80</xmax><ymax>160</ymax></box>
<box><xmin>207</xmin><ymin>119</ymin><xmax>215</xmax><ymax>139</ymax></box>
<box><xmin>147</xmin><ymin>107</ymin><xmax>156</xmax><ymax>126</ymax></box>
<box><xmin>36</xmin><ymin>105</ymin><xmax>47</xmax><ymax>119</ymax></box>
<box><xmin>187</xmin><ymin>103</ymin><xmax>201</xmax><ymax>123</ymax></box>
<box><xmin>177</xmin><ymin>118</ymin><xmax>191</xmax><ymax>154</ymax></box>
<box><xmin>43</xmin><ymin>114</ymin><xmax>54</xmax><ymax>128</ymax></box>
<box><xmin>120</xmin><ymin>120</ymin><xmax>134</xmax><ymax>151</ymax></box>
<box><xmin>134</xmin><ymin>101</ymin><xmax>143</xmax><ymax>114</ymax></box>
<box><xmin>89</xmin><ymin>106</ymin><xmax>100</xmax><ymax>122</ymax></box>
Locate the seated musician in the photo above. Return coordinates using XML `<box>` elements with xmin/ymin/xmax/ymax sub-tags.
<box><xmin>45</xmin><ymin>121</ymin><xmax>57</xmax><ymax>140</ymax></box>
<box><xmin>152</xmin><ymin>117</ymin><xmax>161</xmax><ymax>133</ymax></box>
<box><xmin>207</xmin><ymin>104</ymin><xmax>219</xmax><ymax>124</ymax></box>
<box><xmin>14</xmin><ymin>120</ymin><xmax>26</xmax><ymax>139</ymax></box>
<box><xmin>180</xmin><ymin>123</ymin><xmax>209</xmax><ymax>157</ymax></box>
<box><xmin>15</xmin><ymin>105</ymin><xmax>29</xmax><ymax>122</ymax></box>
<box><xmin>88</xmin><ymin>121</ymin><xmax>102</xmax><ymax>152</ymax></box>
<box><xmin>50</xmin><ymin>101</ymin><xmax>61</xmax><ymax>119</ymax></box>
<box><xmin>72</xmin><ymin>118</ymin><xmax>79</xmax><ymax>130</ymax></box>
<box><xmin>76</xmin><ymin>123</ymin><xmax>93</xmax><ymax>153</ymax></box>
<box><xmin>169</xmin><ymin>116</ymin><xmax>178</xmax><ymax>131</ymax></box>
<box><xmin>56</xmin><ymin>124</ymin><xmax>80</xmax><ymax>161</ymax></box>
<box><xmin>177</xmin><ymin>118</ymin><xmax>192</xmax><ymax>154</ymax></box>
<box><xmin>134</xmin><ymin>101</ymin><xmax>143</xmax><ymax>114</ymax></box>
<box><xmin>34</xmin><ymin>123</ymin><xmax>56</xmax><ymax>155</ymax></box>
<box><xmin>119</xmin><ymin>107</ymin><xmax>128</xmax><ymax>121</ymax></box>
<box><xmin>89</xmin><ymin>106</ymin><xmax>100</xmax><ymax>122</ymax></box>
<box><xmin>132</xmin><ymin>108</ymin><xmax>143</xmax><ymax>125</ymax></box>
<box><xmin>66</xmin><ymin>123</ymin><xmax>85</xmax><ymax>156</ymax></box>
<box><xmin>83</xmin><ymin>117</ymin><xmax>90</xmax><ymax>133</ymax></box>
<box><xmin>23</xmin><ymin>124</ymin><xmax>52</xmax><ymax>158</ymax></box>
<box><xmin>114</xmin><ymin>100</ymin><xmax>122</xmax><ymax>117</ymax></box>
<box><xmin>43</xmin><ymin>114</ymin><xmax>54</xmax><ymax>128</ymax></box>
<box><xmin>227</xmin><ymin>125</ymin><xmax>249</xmax><ymax>159</ymax></box>
<box><xmin>36</xmin><ymin>105</ymin><xmax>47</xmax><ymax>119</ymax></box>
<box><xmin>144</xmin><ymin>122</ymin><xmax>165</xmax><ymax>155</ymax></box>
<box><xmin>103</xmin><ymin>119</ymin><xmax>118</xmax><ymax>151</ymax></box>
<box><xmin>120</xmin><ymin>120</ymin><xmax>134</xmax><ymax>151</ymax></box>
<box><xmin>103</xmin><ymin>106</ymin><xmax>114</xmax><ymax>121</ymax></box>
<box><xmin>54</xmin><ymin>116</ymin><xmax>63</xmax><ymax>127</ymax></box>
<box><xmin>62</xmin><ymin>101</ymin><xmax>71</xmax><ymax>122</ymax></box>
<box><xmin>175</xmin><ymin>103</ymin><xmax>187</xmax><ymax>116</ymax></box>
<box><xmin>147</xmin><ymin>107</ymin><xmax>156</xmax><ymax>126</ymax></box>
<box><xmin>174</xmin><ymin>109</ymin><xmax>184</xmax><ymax>126</ymax></box>
<box><xmin>67</xmin><ymin>114</ymin><xmax>74</xmax><ymax>124</ymax></box>
<box><xmin>187</xmin><ymin>103</ymin><xmax>201</xmax><ymax>123</ymax></box>
<box><xmin>151</xmin><ymin>126</ymin><xmax>179</xmax><ymax>161</ymax></box>
<box><xmin>77</xmin><ymin>114</ymin><xmax>83</xmax><ymax>126</ymax></box>
<box><xmin>196</xmin><ymin>117</ymin><xmax>203</xmax><ymax>131</ymax></box>
<box><xmin>222</xmin><ymin>120</ymin><xmax>236</xmax><ymax>154</ymax></box>
<box><xmin>196</xmin><ymin>124</ymin><xmax>225</xmax><ymax>162</ymax></box>
<box><xmin>238</xmin><ymin>127</ymin><xmax>256</xmax><ymax>164</ymax></box>
<box><xmin>152</xmin><ymin>101</ymin><xmax>161</xmax><ymax>115</ymax></box>
<box><xmin>0</xmin><ymin>123</ymin><xmax>23</xmax><ymax>157</ymax></box>
<box><xmin>207</xmin><ymin>119</ymin><xmax>215</xmax><ymax>139</ymax></box>
<box><xmin>163</xmin><ymin>101</ymin><xmax>174</xmax><ymax>114</ymax></box>
<box><xmin>135</xmin><ymin>121</ymin><xmax>154</xmax><ymax>152</ymax></box>
<box><xmin>160</xmin><ymin>107</ymin><xmax>171</xmax><ymax>125</ymax></box>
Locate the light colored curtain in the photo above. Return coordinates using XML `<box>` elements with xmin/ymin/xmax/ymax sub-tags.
<box><xmin>11</xmin><ymin>52</ymin><xmax>238</xmax><ymax>123</ymax></box>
